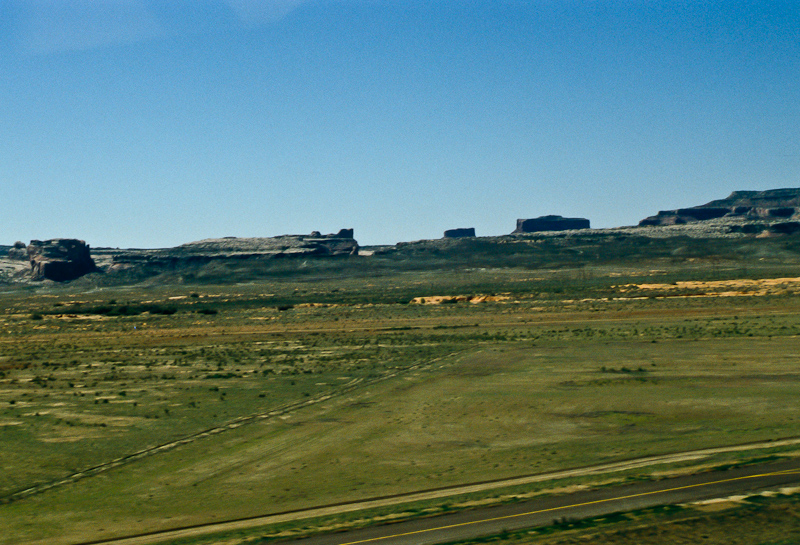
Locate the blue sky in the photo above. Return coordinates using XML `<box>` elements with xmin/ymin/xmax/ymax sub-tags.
<box><xmin>2</xmin><ymin>1</ymin><xmax>798</xmax><ymax>248</ymax></box>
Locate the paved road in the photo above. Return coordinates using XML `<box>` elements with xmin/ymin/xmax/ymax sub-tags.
<box><xmin>284</xmin><ymin>459</ymin><xmax>800</xmax><ymax>545</ymax></box>
<box><xmin>79</xmin><ymin>454</ymin><xmax>800</xmax><ymax>545</ymax></box>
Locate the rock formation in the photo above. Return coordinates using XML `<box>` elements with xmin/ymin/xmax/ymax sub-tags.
<box><xmin>27</xmin><ymin>239</ymin><xmax>97</xmax><ymax>281</ymax></box>
<box><xmin>444</xmin><ymin>228</ymin><xmax>476</xmax><ymax>238</ymax></box>
<box><xmin>175</xmin><ymin>230</ymin><xmax>359</xmax><ymax>256</ymax></box>
<box><xmin>512</xmin><ymin>215</ymin><xmax>590</xmax><ymax>234</ymax></box>
<box><xmin>112</xmin><ymin>229</ymin><xmax>359</xmax><ymax>267</ymax></box>
<box><xmin>7</xmin><ymin>241</ymin><xmax>27</xmax><ymax>260</ymax></box>
<box><xmin>639</xmin><ymin>189</ymin><xmax>800</xmax><ymax>227</ymax></box>
<box><xmin>331</xmin><ymin>228</ymin><xmax>354</xmax><ymax>239</ymax></box>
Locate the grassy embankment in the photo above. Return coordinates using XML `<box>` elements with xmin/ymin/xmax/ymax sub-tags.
<box><xmin>440</xmin><ymin>492</ymin><xmax>800</xmax><ymax>545</ymax></box>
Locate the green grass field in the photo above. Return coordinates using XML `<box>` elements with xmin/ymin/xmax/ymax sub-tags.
<box><xmin>2</xmin><ymin>258</ymin><xmax>800</xmax><ymax>544</ymax></box>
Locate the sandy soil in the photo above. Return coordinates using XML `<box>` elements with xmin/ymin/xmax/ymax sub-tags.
<box><xmin>618</xmin><ymin>277</ymin><xmax>800</xmax><ymax>297</ymax></box>
<box><xmin>410</xmin><ymin>295</ymin><xmax>512</xmax><ymax>305</ymax></box>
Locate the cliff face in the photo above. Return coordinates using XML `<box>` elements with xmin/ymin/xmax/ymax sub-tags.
<box><xmin>639</xmin><ymin>189</ymin><xmax>800</xmax><ymax>226</ymax></box>
<box><xmin>173</xmin><ymin>231</ymin><xmax>357</xmax><ymax>257</ymax></box>
<box><xmin>111</xmin><ymin>230</ymin><xmax>359</xmax><ymax>267</ymax></box>
<box><xmin>444</xmin><ymin>228</ymin><xmax>476</xmax><ymax>238</ymax></box>
<box><xmin>512</xmin><ymin>215</ymin><xmax>590</xmax><ymax>234</ymax></box>
<box><xmin>705</xmin><ymin>189</ymin><xmax>800</xmax><ymax>208</ymax></box>
<box><xmin>27</xmin><ymin>239</ymin><xmax>96</xmax><ymax>281</ymax></box>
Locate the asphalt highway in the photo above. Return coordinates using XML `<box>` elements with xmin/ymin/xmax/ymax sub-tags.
<box><xmin>285</xmin><ymin>459</ymin><xmax>800</xmax><ymax>545</ymax></box>
<box><xmin>79</xmin><ymin>455</ymin><xmax>800</xmax><ymax>545</ymax></box>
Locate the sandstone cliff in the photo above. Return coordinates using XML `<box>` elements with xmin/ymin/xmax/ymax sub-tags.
<box><xmin>512</xmin><ymin>215</ymin><xmax>590</xmax><ymax>234</ymax></box>
<box><xmin>639</xmin><ymin>189</ymin><xmax>800</xmax><ymax>226</ymax></box>
<box><xmin>443</xmin><ymin>228</ymin><xmax>476</xmax><ymax>238</ymax></box>
<box><xmin>111</xmin><ymin>230</ymin><xmax>359</xmax><ymax>268</ymax></box>
<box><xmin>27</xmin><ymin>239</ymin><xmax>97</xmax><ymax>281</ymax></box>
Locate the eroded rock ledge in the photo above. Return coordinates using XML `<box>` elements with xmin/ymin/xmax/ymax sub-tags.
<box><xmin>27</xmin><ymin>239</ymin><xmax>97</xmax><ymax>282</ymax></box>
<box><xmin>112</xmin><ymin>229</ymin><xmax>359</xmax><ymax>266</ymax></box>
<box><xmin>444</xmin><ymin>228</ymin><xmax>476</xmax><ymax>238</ymax></box>
<box><xmin>639</xmin><ymin>189</ymin><xmax>800</xmax><ymax>226</ymax></box>
<box><xmin>512</xmin><ymin>215</ymin><xmax>591</xmax><ymax>234</ymax></box>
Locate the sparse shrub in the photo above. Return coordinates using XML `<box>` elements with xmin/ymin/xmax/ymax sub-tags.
<box><xmin>143</xmin><ymin>304</ymin><xmax>177</xmax><ymax>315</ymax></box>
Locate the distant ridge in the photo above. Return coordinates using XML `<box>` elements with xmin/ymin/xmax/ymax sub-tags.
<box><xmin>111</xmin><ymin>229</ymin><xmax>359</xmax><ymax>267</ymax></box>
<box><xmin>704</xmin><ymin>188</ymin><xmax>800</xmax><ymax>208</ymax></box>
<box><xmin>639</xmin><ymin>188</ymin><xmax>800</xmax><ymax>226</ymax></box>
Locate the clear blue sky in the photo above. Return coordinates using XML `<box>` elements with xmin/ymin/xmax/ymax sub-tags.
<box><xmin>2</xmin><ymin>1</ymin><xmax>798</xmax><ymax>248</ymax></box>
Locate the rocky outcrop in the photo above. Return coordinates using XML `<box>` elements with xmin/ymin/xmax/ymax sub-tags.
<box><xmin>174</xmin><ymin>230</ymin><xmax>359</xmax><ymax>257</ymax></box>
<box><xmin>112</xmin><ymin>230</ymin><xmax>359</xmax><ymax>266</ymax></box>
<box><xmin>639</xmin><ymin>208</ymin><xmax>730</xmax><ymax>226</ymax></box>
<box><xmin>309</xmin><ymin>228</ymin><xmax>354</xmax><ymax>239</ymax></box>
<box><xmin>332</xmin><ymin>228</ymin><xmax>354</xmax><ymax>239</ymax></box>
<box><xmin>512</xmin><ymin>215</ymin><xmax>590</xmax><ymax>234</ymax></box>
<box><xmin>639</xmin><ymin>189</ymin><xmax>800</xmax><ymax>227</ymax></box>
<box><xmin>7</xmin><ymin>241</ymin><xmax>28</xmax><ymax>260</ymax></box>
<box><xmin>444</xmin><ymin>228</ymin><xmax>476</xmax><ymax>238</ymax></box>
<box><xmin>27</xmin><ymin>239</ymin><xmax>97</xmax><ymax>281</ymax></box>
<box><xmin>711</xmin><ymin>189</ymin><xmax>800</xmax><ymax>208</ymax></box>
<box><xmin>767</xmin><ymin>222</ymin><xmax>800</xmax><ymax>235</ymax></box>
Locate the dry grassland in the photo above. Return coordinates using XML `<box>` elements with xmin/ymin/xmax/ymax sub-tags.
<box><xmin>1</xmin><ymin>267</ymin><xmax>800</xmax><ymax>544</ymax></box>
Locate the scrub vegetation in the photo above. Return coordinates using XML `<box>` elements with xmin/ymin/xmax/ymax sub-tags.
<box><xmin>2</xmin><ymin>234</ymin><xmax>800</xmax><ymax>544</ymax></box>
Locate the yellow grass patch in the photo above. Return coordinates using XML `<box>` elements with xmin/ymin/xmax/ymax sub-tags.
<box><xmin>617</xmin><ymin>277</ymin><xmax>800</xmax><ymax>297</ymax></box>
<box><xmin>410</xmin><ymin>294</ymin><xmax>511</xmax><ymax>304</ymax></box>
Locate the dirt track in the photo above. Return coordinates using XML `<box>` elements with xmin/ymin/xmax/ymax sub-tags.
<box><xmin>80</xmin><ymin>440</ymin><xmax>800</xmax><ymax>545</ymax></box>
<box><xmin>1</xmin><ymin>352</ymin><xmax>463</xmax><ymax>506</ymax></box>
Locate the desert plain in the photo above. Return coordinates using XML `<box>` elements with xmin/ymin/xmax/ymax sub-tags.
<box><xmin>3</xmin><ymin>220</ymin><xmax>800</xmax><ymax>545</ymax></box>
